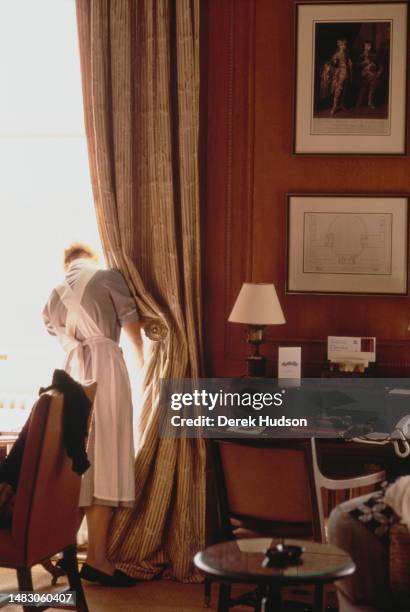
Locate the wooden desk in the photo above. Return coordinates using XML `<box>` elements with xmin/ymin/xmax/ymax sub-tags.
<box><xmin>205</xmin><ymin>435</ymin><xmax>407</xmax><ymax>548</ymax></box>
<box><xmin>317</xmin><ymin>438</ymin><xmax>409</xmax><ymax>478</ymax></box>
<box><xmin>317</xmin><ymin>438</ymin><xmax>407</xmax><ymax>514</ymax></box>
<box><xmin>212</xmin><ymin>437</ymin><xmax>407</xmax><ymax>516</ymax></box>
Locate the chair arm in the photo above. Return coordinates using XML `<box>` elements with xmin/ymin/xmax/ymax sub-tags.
<box><xmin>318</xmin><ymin>469</ymin><xmax>386</xmax><ymax>491</ymax></box>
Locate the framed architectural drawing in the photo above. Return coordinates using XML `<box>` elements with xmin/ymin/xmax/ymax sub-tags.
<box><xmin>294</xmin><ymin>2</ymin><xmax>408</xmax><ymax>155</ymax></box>
<box><xmin>287</xmin><ymin>195</ymin><xmax>408</xmax><ymax>294</ymax></box>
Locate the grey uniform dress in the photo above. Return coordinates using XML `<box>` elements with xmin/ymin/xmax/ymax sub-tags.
<box><xmin>43</xmin><ymin>259</ymin><xmax>140</xmax><ymax>507</ymax></box>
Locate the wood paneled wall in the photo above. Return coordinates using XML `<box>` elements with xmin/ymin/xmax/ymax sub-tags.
<box><xmin>203</xmin><ymin>0</ymin><xmax>410</xmax><ymax>377</ymax></box>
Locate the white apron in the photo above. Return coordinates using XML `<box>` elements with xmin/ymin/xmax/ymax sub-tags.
<box><xmin>53</xmin><ymin>267</ymin><xmax>135</xmax><ymax>504</ymax></box>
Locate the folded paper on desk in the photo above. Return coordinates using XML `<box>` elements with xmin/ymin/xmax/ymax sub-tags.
<box><xmin>388</xmin><ymin>389</ymin><xmax>410</xmax><ymax>396</ymax></box>
<box><xmin>328</xmin><ymin>336</ymin><xmax>376</xmax><ymax>371</ymax></box>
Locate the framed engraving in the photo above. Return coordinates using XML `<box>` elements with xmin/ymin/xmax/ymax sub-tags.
<box><xmin>287</xmin><ymin>195</ymin><xmax>408</xmax><ymax>294</ymax></box>
<box><xmin>294</xmin><ymin>2</ymin><xmax>408</xmax><ymax>155</ymax></box>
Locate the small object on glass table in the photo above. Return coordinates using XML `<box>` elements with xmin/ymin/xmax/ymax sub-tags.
<box><xmin>262</xmin><ymin>543</ymin><xmax>304</xmax><ymax>568</ymax></box>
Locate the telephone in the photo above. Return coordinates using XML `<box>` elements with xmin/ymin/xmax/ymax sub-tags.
<box><xmin>391</xmin><ymin>416</ymin><xmax>410</xmax><ymax>458</ymax></box>
<box><xmin>393</xmin><ymin>415</ymin><xmax>410</xmax><ymax>439</ymax></box>
<box><xmin>352</xmin><ymin>415</ymin><xmax>410</xmax><ymax>458</ymax></box>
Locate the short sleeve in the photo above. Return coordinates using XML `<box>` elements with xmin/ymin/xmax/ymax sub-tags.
<box><xmin>106</xmin><ymin>269</ymin><xmax>140</xmax><ymax>327</ymax></box>
<box><xmin>42</xmin><ymin>291</ymin><xmax>58</xmax><ymax>336</ymax></box>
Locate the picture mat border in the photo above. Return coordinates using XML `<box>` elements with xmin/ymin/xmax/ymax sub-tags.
<box><xmin>293</xmin><ymin>1</ymin><xmax>408</xmax><ymax>155</ymax></box>
<box><xmin>286</xmin><ymin>194</ymin><xmax>409</xmax><ymax>295</ymax></box>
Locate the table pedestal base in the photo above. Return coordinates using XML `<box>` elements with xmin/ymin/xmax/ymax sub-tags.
<box><xmin>262</xmin><ymin>585</ymin><xmax>282</xmax><ymax>611</ymax></box>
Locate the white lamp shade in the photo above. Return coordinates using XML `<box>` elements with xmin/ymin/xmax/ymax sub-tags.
<box><xmin>228</xmin><ymin>283</ymin><xmax>286</xmax><ymax>325</ymax></box>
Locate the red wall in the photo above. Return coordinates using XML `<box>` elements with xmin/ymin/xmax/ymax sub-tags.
<box><xmin>204</xmin><ymin>0</ymin><xmax>410</xmax><ymax>377</ymax></box>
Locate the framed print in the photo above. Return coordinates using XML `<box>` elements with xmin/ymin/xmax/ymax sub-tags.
<box><xmin>294</xmin><ymin>2</ymin><xmax>408</xmax><ymax>155</ymax></box>
<box><xmin>287</xmin><ymin>195</ymin><xmax>408</xmax><ymax>294</ymax></box>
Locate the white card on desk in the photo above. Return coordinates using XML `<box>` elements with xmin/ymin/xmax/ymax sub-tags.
<box><xmin>278</xmin><ymin>347</ymin><xmax>301</xmax><ymax>380</ymax></box>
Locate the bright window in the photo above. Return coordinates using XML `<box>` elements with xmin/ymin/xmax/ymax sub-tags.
<box><xmin>0</xmin><ymin>0</ymin><xmax>102</xmax><ymax>429</ymax></box>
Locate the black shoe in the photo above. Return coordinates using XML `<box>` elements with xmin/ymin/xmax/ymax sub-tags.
<box><xmin>113</xmin><ymin>570</ymin><xmax>138</xmax><ymax>587</ymax></box>
<box><xmin>80</xmin><ymin>564</ymin><xmax>137</xmax><ymax>587</ymax></box>
<box><xmin>80</xmin><ymin>563</ymin><xmax>116</xmax><ymax>586</ymax></box>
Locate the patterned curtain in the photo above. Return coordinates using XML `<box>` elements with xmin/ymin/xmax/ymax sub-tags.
<box><xmin>76</xmin><ymin>0</ymin><xmax>205</xmax><ymax>581</ymax></box>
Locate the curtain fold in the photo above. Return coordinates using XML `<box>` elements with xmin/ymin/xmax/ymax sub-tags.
<box><xmin>76</xmin><ymin>0</ymin><xmax>205</xmax><ymax>581</ymax></box>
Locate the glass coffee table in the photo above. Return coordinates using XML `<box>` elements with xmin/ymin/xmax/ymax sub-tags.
<box><xmin>194</xmin><ymin>537</ymin><xmax>355</xmax><ymax>611</ymax></box>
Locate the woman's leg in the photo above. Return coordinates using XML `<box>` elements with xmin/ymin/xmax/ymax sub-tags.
<box><xmin>84</xmin><ymin>505</ymin><xmax>115</xmax><ymax>574</ymax></box>
<box><xmin>328</xmin><ymin>494</ymin><xmax>391</xmax><ymax>610</ymax></box>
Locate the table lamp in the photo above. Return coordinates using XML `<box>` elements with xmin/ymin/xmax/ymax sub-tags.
<box><xmin>228</xmin><ymin>282</ymin><xmax>286</xmax><ymax>376</ymax></box>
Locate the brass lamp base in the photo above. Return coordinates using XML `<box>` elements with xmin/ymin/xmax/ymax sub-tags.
<box><xmin>246</xmin><ymin>355</ymin><xmax>266</xmax><ymax>377</ymax></box>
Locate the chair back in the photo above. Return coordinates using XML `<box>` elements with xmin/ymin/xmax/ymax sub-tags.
<box><xmin>213</xmin><ymin>439</ymin><xmax>323</xmax><ymax>542</ymax></box>
<box><xmin>12</xmin><ymin>384</ymin><xmax>96</xmax><ymax>566</ymax></box>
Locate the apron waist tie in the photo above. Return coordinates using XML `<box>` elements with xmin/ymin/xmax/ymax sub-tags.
<box><xmin>83</xmin><ymin>336</ymin><xmax>121</xmax><ymax>351</ymax></box>
<box><xmin>62</xmin><ymin>336</ymin><xmax>122</xmax><ymax>381</ymax></box>
<box><xmin>64</xmin><ymin>335</ymin><xmax>120</xmax><ymax>352</ymax></box>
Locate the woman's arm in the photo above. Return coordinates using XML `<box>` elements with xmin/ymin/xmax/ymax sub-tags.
<box><xmin>123</xmin><ymin>321</ymin><xmax>144</xmax><ymax>369</ymax></box>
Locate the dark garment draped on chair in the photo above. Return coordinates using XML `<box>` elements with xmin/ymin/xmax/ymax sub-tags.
<box><xmin>0</xmin><ymin>370</ymin><xmax>91</xmax><ymax>526</ymax></box>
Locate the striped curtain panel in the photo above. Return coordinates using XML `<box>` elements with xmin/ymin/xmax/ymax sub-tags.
<box><xmin>76</xmin><ymin>0</ymin><xmax>205</xmax><ymax>581</ymax></box>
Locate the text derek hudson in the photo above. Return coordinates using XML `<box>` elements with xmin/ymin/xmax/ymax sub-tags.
<box><xmin>170</xmin><ymin>415</ymin><xmax>308</xmax><ymax>428</ymax></box>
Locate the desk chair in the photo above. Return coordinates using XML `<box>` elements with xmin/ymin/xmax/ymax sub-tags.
<box><xmin>0</xmin><ymin>383</ymin><xmax>96</xmax><ymax>612</ymax></box>
<box><xmin>206</xmin><ymin>438</ymin><xmax>385</xmax><ymax>610</ymax></box>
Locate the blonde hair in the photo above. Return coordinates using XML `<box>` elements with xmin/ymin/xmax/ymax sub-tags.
<box><xmin>64</xmin><ymin>242</ymin><xmax>98</xmax><ymax>270</ymax></box>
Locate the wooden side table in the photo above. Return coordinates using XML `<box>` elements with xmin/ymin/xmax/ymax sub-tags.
<box><xmin>194</xmin><ymin>537</ymin><xmax>355</xmax><ymax>611</ymax></box>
